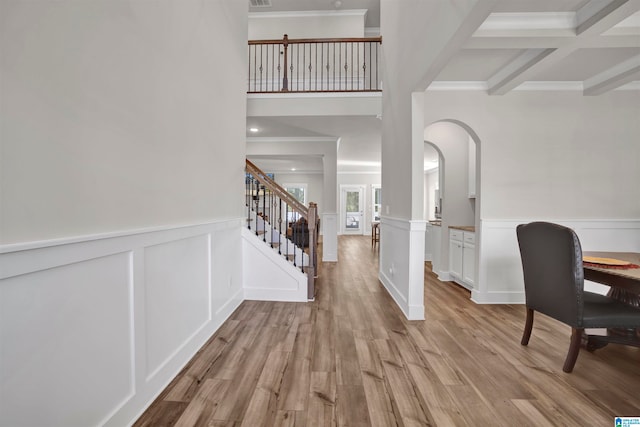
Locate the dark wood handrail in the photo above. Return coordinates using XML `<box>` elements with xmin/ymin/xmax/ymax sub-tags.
<box><xmin>249</xmin><ymin>36</ymin><xmax>382</xmax><ymax>45</ymax></box>
<box><xmin>246</xmin><ymin>159</ymin><xmax>308</xmax><ymax>218</ymax></box>
<box><xmin>248</xmin><ymin>34</ymin><xmax>382</xmax><ymax>93</ymax></box>
<box><xmin>245</xmin><ymin>158</ymin><xmax>319</xmax><ymax>299</ymax></box>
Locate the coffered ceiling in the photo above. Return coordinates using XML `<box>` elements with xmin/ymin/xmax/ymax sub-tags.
<box><xmin>248</xmin><ymin>0</ymin><xmax>640</xmax><ymax>173</ymax></box>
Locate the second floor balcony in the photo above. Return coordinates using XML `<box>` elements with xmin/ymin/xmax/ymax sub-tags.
<box><xmin>248</xmin><ymin>34</ymin><xmax>382</xmax><ymax>94</ymax></box>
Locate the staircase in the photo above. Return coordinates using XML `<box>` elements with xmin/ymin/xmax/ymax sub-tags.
<box><xmin>245</xmin><ymin>159</ymin><xmax>319</xmax><ymax>299</ymax></box>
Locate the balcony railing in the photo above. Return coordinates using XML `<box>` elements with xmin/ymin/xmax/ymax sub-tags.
<box><xmin>248</xmin><ymin>34</ymin><xmax>382</xmax><ymax>93</ymax></box>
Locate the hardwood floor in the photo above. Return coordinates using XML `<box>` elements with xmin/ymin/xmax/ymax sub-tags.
<box><xmin>135</xmin><ymin>235</ymin><xmax>640</xmax><ymax>426</ymax></box>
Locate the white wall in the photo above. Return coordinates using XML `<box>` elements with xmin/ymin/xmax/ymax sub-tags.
<box><xmin>423</xmin><ymin>89</ymin><xmax>640</xmax><ymax>302</ymax></box>
<box><xmin>424</xmin><ymin>168</ymin><xmax>439</xmax><ymax>221</ymax></box>
<box><xmin>1</xmin><ymin>1</ymin><xmax>248</xmax><ymax>425</ymax></box>
<box><xmin>275</xmin><ymin>172</ymin><xmax>324</xmax><ymax>213</ymax></box>
<box><xmin>0</xmin><ymin>0</ymin><xmax>247</xmax><ymax>244</ymax></box>
<box><xmin>249</xmin><ymin>10</ymin><xmax>366</xmax><ymax>39</ymax></box>
<box><xmin>423</xmin><ymin>90</ymin><xmax>640</xmax><ymax>220</ymax></box>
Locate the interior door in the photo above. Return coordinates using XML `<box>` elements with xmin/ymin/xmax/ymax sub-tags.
<box><xmin>341</xmin><ymin>186</ymin><xmax>365</xmax><ymax>235</ymax></box>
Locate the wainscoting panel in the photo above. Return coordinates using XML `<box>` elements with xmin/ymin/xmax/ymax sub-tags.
<box><xmin>474</xmin><ymin>219</ymin><xmax>640</xmax><ymax>304</ymax></box>
<box><xmin>0</xmin><ymin>219</ymin><xmax>244</xmax><ymax>427</ymax></box>
<box><xmin>0</xmin><ymin>252</ymin><xmax>134</xmax><ymax>427</ymax></box>
<box><xmin>378</xmin><ymin>217</ymin><xmax>426</xmax><ymax>320</ymax></box>
<box><xmin>144</xmin><ymin>234</ymin><xmax>211</xmax><ymax>381</ymax></box>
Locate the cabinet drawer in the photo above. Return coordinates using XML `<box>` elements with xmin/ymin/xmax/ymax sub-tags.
<box><xmin>463</xmin><ymin>232</ymin><xmax>475</xmax><ymax>244</ymax></box>
<box><xmin>450</xmin><ymin>230</ymin><xmax>463</xmax><ymax>241</ymax></box>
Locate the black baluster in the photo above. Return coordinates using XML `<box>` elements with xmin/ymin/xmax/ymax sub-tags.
<box><xmin>278</xmin><ymin>199</ymin><xmax>283</xmax><ymax>255</ymax></box>
<box><xmin>262</xmin><ymin>184</ymin><xmax>266</xmax><ymax>242</ymax></box>
<box><xmin>246</xmin><ymin>173</ymin><xmax>251</xmax><ymax>230</ymax></box>
<box><xmin>254</xmin><ymin>179</ymin><xmax>259</xmax><ymax>236</ymax></box>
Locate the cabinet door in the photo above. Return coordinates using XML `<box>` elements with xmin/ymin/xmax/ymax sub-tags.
<box><xmin>463</xmin><ymin>243</ymin><xmax>475</xmax><ymax>286</ymax></box>
<box><xmin>449</xmin><ymin>239</ymin><xmax>463</xmax><ymax>279</ymax></box>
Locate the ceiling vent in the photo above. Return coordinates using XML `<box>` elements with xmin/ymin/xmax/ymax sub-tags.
<box><xmin>249</xmin><ymin>0</ymin><xmax>272</xmax><ymax>7</ymax></box>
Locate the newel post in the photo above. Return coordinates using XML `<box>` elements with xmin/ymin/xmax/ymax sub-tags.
<box><xmin>282</xmin><ymin>34</ymin><xmax>289</xmax><ymax>92</ymax></box>
<box><xmin>307</xmin><ymin>202</ymin><xmax>318</xmax><ymax>299</ymax></box>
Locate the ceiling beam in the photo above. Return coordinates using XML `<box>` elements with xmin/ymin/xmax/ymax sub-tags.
<box><xmin>487</xmin><ymin>48</ymin><xmax>556</xmax><ymax>95</ymax></box>
<box><xmin>584</xmin><ymin>53</ymin><xmax>640</xmax><ymax>95</ymax></box>
<box><xmin>485</xmin><ymin>0</ymin><xmax>640</xmax><ymax>95</ymax></box>
<box><xmin>576</xmin><ymin>0</ymin><xmax>632</xmax><ymax>35</ymax></box>
<box><xmin>414</xmin><ymin>0</ymin><xmax>498</xmax><ymax>91</ymax></box>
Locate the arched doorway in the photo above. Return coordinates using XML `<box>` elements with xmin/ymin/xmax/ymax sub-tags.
<box><xmin>423</xmin><ymin>120</ymin><xmax>481</xmax><ymax>298</ymax></box>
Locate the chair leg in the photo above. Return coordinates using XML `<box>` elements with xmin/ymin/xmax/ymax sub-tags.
<box><xmin>521</xmin><ymin>308</ymin><xmax>534</xmax><ymax>346</ymax></box>
<box><xmin>563</xmin><ymin>328</ymin><xmax>583</xmax><ymax>373</ymax></box>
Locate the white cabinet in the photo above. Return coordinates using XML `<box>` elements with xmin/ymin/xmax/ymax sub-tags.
<box><xmin>462</xmin><ymin>232</ymin><xmax>476</xmax><ymax>286</ymax></box>
<box><xmin>449</xmin><ymin>230</ymin><xmax>464</xmax><ymax>279</ymax></box>
<box><xmin>449</xmin><ymin>229</ymin><xmax>475</xmax><ymax>289</ymax></box>
<box><xmin>432</xmin><ymin>224</ymin><xmax>442</xmax><ymax>275</ymax></box>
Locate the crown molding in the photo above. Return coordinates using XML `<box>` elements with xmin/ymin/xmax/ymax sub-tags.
<box><xmin>427</xmin><ymin>80</ymin><xmax>640</xmax><ymax>92</ymax></box>
<box><xmin>514</xmin><ymin>81</ymin><xmax>584</xmax><ymax>91</ymax></box>
<box><xmin>477</xmin><ymin>12</ymin><xmax>576</xmax><ymax>32</ymax></box>
<box><xmin>247</xmin><ymin>136</ymin><xmax>338</xmax><ymax>143</ymax></box>
<box><xmin>249</xmin><ymin>9</ymin><xmax>367</xmax><ymax>20</ymax></box>
<box><xmin>427</xmin><ymin>81</ymin><xmax>488</xmax><ymax>91</ymax></box>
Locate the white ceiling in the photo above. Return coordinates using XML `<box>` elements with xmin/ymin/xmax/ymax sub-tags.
<box><xmin>247</xmin><ymin>0</ymin><xmax>640</xmax><ymax>173</ymax></box>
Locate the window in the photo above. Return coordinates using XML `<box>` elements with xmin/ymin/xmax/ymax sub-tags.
<box><xmin>284</xmin><ymin>184</ymin><xmax>307</xmax><ymax>222</ymax></box>
<box><xmin>372</xmin><ymin>185</ymin><xmax>381</xmax><ymax>221</ymax></box>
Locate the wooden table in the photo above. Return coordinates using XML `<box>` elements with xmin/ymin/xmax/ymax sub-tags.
<box><xmin>583</xmin><ymin>251</ymin><xmax>640</xmax><ymax>349</ymax></box>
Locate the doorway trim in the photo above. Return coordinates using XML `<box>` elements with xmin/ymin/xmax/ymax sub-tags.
<box><xmin>340</xmin><ymin>185</ymin><xmax>366</xmax><ymax>235</ymax></box>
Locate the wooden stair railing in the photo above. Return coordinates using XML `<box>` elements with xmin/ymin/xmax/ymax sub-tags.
<box><xmin>246</xmin><ymin>159</ymin><xmax>319</xmax><ymax>299</ymax></box>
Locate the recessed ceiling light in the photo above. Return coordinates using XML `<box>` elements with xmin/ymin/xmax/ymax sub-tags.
<box><xmin>291</xmin><ymin>168</ymin><xmax>296</xmax><ymax>171</ymax></box>
<box><xmin>249</xmin><ymin>127</ymin><xmax>259</xmax><ymax>133</ymax></box>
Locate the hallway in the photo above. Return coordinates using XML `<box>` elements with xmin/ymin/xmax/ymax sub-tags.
<box><xmin>136</xmin><ymin>236</ymin><xmax>640</xmax><ymax>426</ymax></box>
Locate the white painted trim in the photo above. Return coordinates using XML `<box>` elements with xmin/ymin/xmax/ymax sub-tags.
<box><xmin>616</xmin><ymin>81</ymin><xmax>640</xmax><ymax>90</ymax></box>
<box><xmin>435</xmin><ymin>271</ymin><xmax>451</xmax><ymax>282</ymax></box>
<box><xmin>428</xmin><ymin>80</ymin><xmax>640</xmax><ymax>92</ymax></box>
<box><xmin>241</xmin><ymin>228</ymin><xmax>308</xmax><ymax>302</ymax></box>
<box><xmin>1</xmin><ymin>219</ymin><xmax>244</xmax><ymax>427</ymax></box>
<box><xmin>475</xmin><ymin>218</ymin><xmax>640</xmax><ymax>305</ymax></box>
<box><xmin>338</xmin><ymin>170</ymin><xmax>382</xmax><ymax>175</ymax></box>
<box><xmin>514</xmin><ymin>81</ymin><xmax>584</xmax><ymax>91</ymax></box>
<box><xmin>364</xmin><ymin>27</ymin><xmax>381</xmax><ymax>37</ymax></box>
<box><xmin>247</xmin><ymin>136</ymin><xmax>338</xmax><ymax>143</ymax></box>
<box><xmin>0</xmin><ymin>218</ymin><xmax>243</xmax><ymax>254</ymax></box>
<box><xmin>477</xmin><ymin>12</ymin><xmax>576</xmax><ymax>32</ymax></box>
<box><xmin>249</xmin><ymin>9</ymin><xmax>368</xmax><ymax>20</ymax></box>
<box><xmin>471</xmin><ymin>290</ymin><xmax>525</xmax><ymax>304</ymax></box>
<box><xmin>379</xmin><ymin>215</ymin><xmax>427</xmax><ymax>231</ymax></box>
<box><xmin>428</xmin><ymin>81</ymin><xmax>488</xmax><ymax>91</ymax></box>
<box><xmin>378</xmin><ymin>217</ymin><xmax>425</xmax><ymax>320</ymax></box>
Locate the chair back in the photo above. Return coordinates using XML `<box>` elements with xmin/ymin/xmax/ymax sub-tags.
<box><xmin>516</xmin><ymin>222</ymin><xmax>585</xmax><ymax>327</ymax></box>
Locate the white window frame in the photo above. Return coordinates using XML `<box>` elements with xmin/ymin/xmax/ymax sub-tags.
<box><xmin>372</xmin><ymin>185</ymin><xmax>382</xmax><ymax>222</ymax></box>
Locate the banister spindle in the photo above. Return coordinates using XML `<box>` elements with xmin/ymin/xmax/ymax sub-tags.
<box><xmin>282</xmin><ymin>34</ymin><xmax>289</xmax><ymax>91</ymax></box>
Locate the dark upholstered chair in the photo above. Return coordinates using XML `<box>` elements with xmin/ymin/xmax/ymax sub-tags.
<box><xmin>516</xmin><ymin>222</ymin><xmax>640</xmax><ymax>373</ymax></box>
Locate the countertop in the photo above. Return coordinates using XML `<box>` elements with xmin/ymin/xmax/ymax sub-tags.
<box><xmin>449</xmin><ymin>225</ymin><xmax>475</xmax><ymax>233</ymax></box>
<box><xmin>428</xmin><ymin>220</ymin><xmax>442</xmax><ymax>226</ymax></box>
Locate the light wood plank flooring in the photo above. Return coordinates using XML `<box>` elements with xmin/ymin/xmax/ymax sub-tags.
<box><xmin>135</xmin><ymin>235</ymin><xmax>640</xmax><ymax>426</ymax></box>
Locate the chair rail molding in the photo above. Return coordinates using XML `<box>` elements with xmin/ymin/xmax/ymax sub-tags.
<box><xmin>473</xmin><ymin>218</ymin><xmax>640</xmax><ymax>304</ymax></box>
<box><xmin>0</xmin><ymin>218</ymin><xmax>244</xmax><ymax>427</ymax></box>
